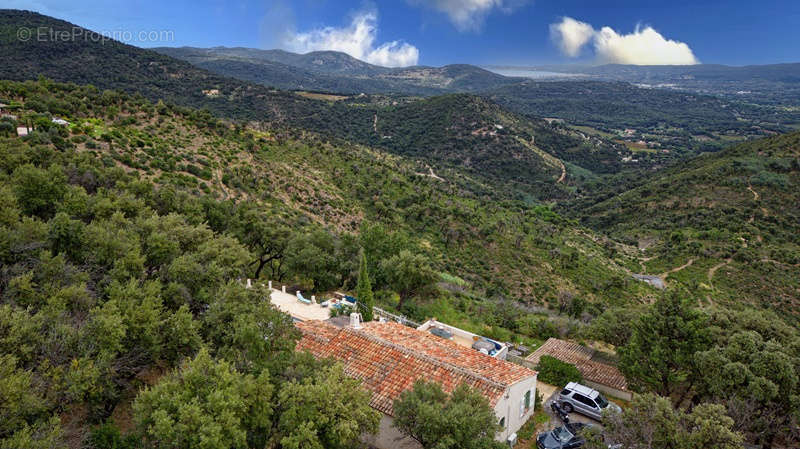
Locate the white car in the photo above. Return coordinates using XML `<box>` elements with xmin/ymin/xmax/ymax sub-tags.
<box><xmin>557</xmin><ymin>382</ymin><xmax>622</xmax><ymax>421</ymax></box>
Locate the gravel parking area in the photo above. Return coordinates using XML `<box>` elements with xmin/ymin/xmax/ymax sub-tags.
<box><xmin>542</xmin><ymin>389</ymin><xmax>601</xmax><ymax>430</ymax></box>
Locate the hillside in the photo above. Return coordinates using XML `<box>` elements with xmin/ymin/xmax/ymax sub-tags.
<box><xmin>0</xmin><ymin>79</ymin><xmax>655</xmax><ymax>314</ymax></box>
<box><xmin>1</xmin><ymin>10</ymin><xmax>632</xmax><ymax>201</ymax></box>
<box><xmin>288</xmin><ymin>93</ymin><xmax>629</xmax><ymax>196</ymax></box>
<box><xmin>151</xmin><ymin>43</ymin><xmax>799</xmax><ymax>163</ymax></box>
<box><xmin>572</xmin><ymin>132</ymin><xmax>800</xmax><ymax>317</ymax></box>
<box><xmin>0</xmin><ymin>10</ymin><xmax>330</xmax><ymax>124</ymax></box>
<box><xmin>153</xmin><ymin>46</ymin><xmax>403</xmax><ymax>94</ymax></box>
<box><xmin>192</xmin><ymin>47</ymin><xmax>392</xmax><ymax>76</ymax></box>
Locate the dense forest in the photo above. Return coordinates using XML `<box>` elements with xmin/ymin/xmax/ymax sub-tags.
<box><xmin>0</xmin><ymin>10</ymin><xmax>632</xmax><ymax>201</ymax></box>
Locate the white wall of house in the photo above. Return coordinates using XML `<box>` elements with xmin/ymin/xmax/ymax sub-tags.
<box><xmin>494</xmin><ymin>374</ymin><xmax>538</xmax><ymax>442</ymax></box>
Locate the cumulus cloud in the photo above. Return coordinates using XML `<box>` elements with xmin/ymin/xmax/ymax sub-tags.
<box><xmin>550</xmin><ymin>17</ymin><xmax>699</xmax><ymax>65</ymax></box>
<box><xmin>409</xmin><ymin>0</ymin><xmax>526</xmax><ymax>32</ymax></box>
<box><xmin>282</xmin><ymin>10</ymin><xmax>419</xmax><ymax>68</ymax></box>
<box><xmin>549</xmin><ymin>17</ymin><xmax>594</xmax><ymax>57</ymax></box>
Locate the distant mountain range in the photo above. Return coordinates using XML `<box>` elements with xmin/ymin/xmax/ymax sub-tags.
<box><xmin>154</xmin><ymin>45</ymin><xmax>800</xmax><ymax>106</ymax></box>
<box><xmin>153</xmin><ymin>46</ymin><xmax>519</xmax><ymax>95</ymax></box>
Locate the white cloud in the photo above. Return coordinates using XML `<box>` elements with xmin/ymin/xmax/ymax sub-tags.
<box><xmin>549</xmin><ymin>17</ymin><xmax>594</xmax><ymax>57</ymax></box>
<box><xmin>283</xmin><ymin>10</ymin><xmax>419</xmax><ymax>68</ymax></box>
<box><xmin>409</xmin><ymin>0</ymin><xmax>526</xmax><ymax>32</ymax></box>
<box><xmin>593</xmin><ymin>25</ymin><xmax>698</xmax><ymax>65</ymax></box>
<box><xmin>550</xmin><ymin>17</ymin><xmax>699</xmax><ymax>65</ymax></box>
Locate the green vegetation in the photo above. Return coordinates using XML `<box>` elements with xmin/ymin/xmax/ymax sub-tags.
<box><xmin>0</xmin><ymin>10</ymin><xmax>631</xmax><ymax>202</ymax></box>
<box><xmin>393</xmin><ymin>381</ymin><xmax>505</xmax><ymax>449</ymax></box>
<box><xmin>571</xmin><ymin>131</ymin><xmax>800</xmax><ymax>318</ymax></box>
<box><xmin>487</xmin><ymin>80</ymin><xmax>798</xmax><ymax>159</ymax></box>
<box><xmin>0</xmin><ymin>79</ymin><xmax>388</xmax><ymax>448</ymax></box>
<box><xmin>2</xmin><ymin>10</ymin><xmax>800</xmax><ymax>447</ymax></box>
<box><xmin>583</xmin><ymin>393</ymin><xmax>743</xmax><ymax>449</ymax></box>
<box><xmin>356</xmin><ymin>250</ymin><xmax>374</xmax><ymax>321</ymax></box>
<box><xmin>133</xmin><ymin>348</ymin><xmax>275</xmax><ymax>448</ymax></box>
<box><xmin>535</xmin><ymin>355</ymin><xmax>583</xmax><ymax>387</ymax></box>
<box><xmin>0</xmin><ymin>78</ymin><xmax>657</xmax><ymax>338</ymax></box>
<box><xmin>589</xmin><ymin>293</ymin><xmax>800</xmax><ymax>447</ymax></box>
<box><xmin>619</xmin><ymin>293</ymin><xmax>710</xmax><ymax>400</ymax></box>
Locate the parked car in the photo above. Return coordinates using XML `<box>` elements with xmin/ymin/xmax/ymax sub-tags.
<box><xmin>536</xmin><ymin>423</ymin><xmax>593</xmax><ymax>449</ymax></box>
<box><xmin>557</xmin><ymin>382</ymin><xmax>622</xmax><ymax>421</ymax></box>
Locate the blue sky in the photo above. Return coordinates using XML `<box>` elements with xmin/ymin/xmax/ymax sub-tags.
<box><xmin>8</xmin><ymin>0</ymin><xmax>800</xmax><ymax>67</ymax></box>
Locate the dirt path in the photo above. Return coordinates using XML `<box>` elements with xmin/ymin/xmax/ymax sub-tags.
<box><xmin>556</xmin><ymin>159</ymin><xmax>566</xmax><ymax>183</ymax></box>
<box><xmin>416</xmin><ymin>166</ymin><xmax>444</xmax><ymax>181</ymax></box>
<box><xmin>708</xmin><ymin>258</ymin><xmax>732</xmax><ymax>281</ymax></box>
<box><xmin>661</xmin><ymin>258</ymin><xmax>695</xmax><ymax>279</ymax></box>
<box><xmin>747</xmin><ymin>184</ymin><xmax>760</xmax><ymax>201</ymax></box>
<box><xmin>214</xmin><ymin>168</ymin><xmax>232</xmax><ymax>200</ymax></box>
<box><xmin>516</xmin><ymin>137</ymin><xmax>566</xmax><ymax>184</ymax></box>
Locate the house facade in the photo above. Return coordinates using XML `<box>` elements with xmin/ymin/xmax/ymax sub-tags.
<box><xmin>295</xmin><ymin>320</ymin><xmax>538</xmax><ymax>447</ymax></box>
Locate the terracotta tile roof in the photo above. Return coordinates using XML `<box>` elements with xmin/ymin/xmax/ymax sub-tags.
<box><xmin>295</xmin><ymin>321</ymin><xmax>537</xmax><ymax>416</ymax></box>
<box><xmin>526</xmin><ymin>338</ymin><xmax>628</xmax><ymax>392</ymax></box>
<box><xmin>358</xmin><ymin>321</ymin><xmax>535</xmax><ymax>386</ymax></box>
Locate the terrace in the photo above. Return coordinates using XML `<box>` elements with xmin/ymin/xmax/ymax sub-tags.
<box><xmin>246</xmin><ymin>279</ymin><xmax>333</xmax><ymax>322</ymax></box>
<box><xmin>416</xmin><ymin>319</ymin><xmax>509</xmax><ymax>359</ymax></box>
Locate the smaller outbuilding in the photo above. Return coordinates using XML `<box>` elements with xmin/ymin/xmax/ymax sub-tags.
<box><xmin>526</xmin><ymin>338</ymin><xmax>631</xmax><ymax>401</ymax></box>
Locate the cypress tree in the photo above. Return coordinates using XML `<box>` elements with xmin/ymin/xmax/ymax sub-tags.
<box><xmin>356</xmin><ymin>250</ymin><xmax>374</xmax><ymax>321</ymax></box>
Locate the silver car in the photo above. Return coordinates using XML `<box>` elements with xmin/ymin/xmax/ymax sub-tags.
<box><xmin>558</xmin><ymin>382</ymin><xmax>621</xmax><ymax>421</ymax></box>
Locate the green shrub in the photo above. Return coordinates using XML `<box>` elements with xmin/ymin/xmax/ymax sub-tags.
<box><xmin>535</xmin><ymin>355</ymin><xmax>582</xmax><ymax>386</ymax></box>
<box><xmin>89</xmin><ymin>423</ymin><xmax>138</xmax><ymax>449</ymax></box>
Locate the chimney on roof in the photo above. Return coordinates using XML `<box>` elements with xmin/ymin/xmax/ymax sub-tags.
<box><xmin>349</xmin><ymin>312</ymin><xmax>363</xmax><ymax>329</ymax></box>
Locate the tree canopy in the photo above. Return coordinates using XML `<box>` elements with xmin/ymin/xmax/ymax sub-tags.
<box><xmin>356</xmin><ymin>250</ymin><xmax>374</xmax><ymax>321</ymax></box>
<box><xmin>584</xmin><ymin>393</ymin><xmax>743</xmax><ymax>449</ymax></box>
<box><xmin>619</xmin><ymin>292</ymin><xmax>710</xmax><ymax>401</ymax></box>
<box><xmin>393</xmin><ymin>381</ymin><xmax>505</xmax><ymax>449</ymax></box>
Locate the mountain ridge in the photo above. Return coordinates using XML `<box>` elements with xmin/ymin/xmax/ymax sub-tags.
<box><xmin>153</xmin><ymin>45</ymin><xmax>519</xmax><ymax>95</ymax></box>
